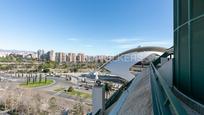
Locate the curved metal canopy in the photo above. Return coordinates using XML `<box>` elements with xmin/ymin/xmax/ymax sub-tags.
<box><xmin>99</xmin><ymin>46</ymin><xmax>166</xmax><ymax>81</ymax></box>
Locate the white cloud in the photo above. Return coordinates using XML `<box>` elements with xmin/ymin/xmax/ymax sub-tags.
<box><xmin>111</xmin><ymin>38</ymin><xmax>172</xmax><ymax>49</ymax></box>
<box><xmin>66</xmin><ymin>38</ymin><xmax>79</xmax><ymax>41</ymax></box>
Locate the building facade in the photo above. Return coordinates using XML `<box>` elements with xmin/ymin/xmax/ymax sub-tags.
<box><xmin>77</xmin><ymin>53</ymin><xmax>85</xmax><ymax>63</ymax></box>
<box><xmin>37</xmin><ymin>49</ymin><xmax>45</xmax><ymax>60</ymax></box>
<box><xmin>61</xmin><ymin>52</ymin><xmax>66</xmax><ymax>63</ymax></box>
<box><xmin>47</xmin><ymin>50</ymin><xmax>55</xmax><ymax>61</ymax></box>
<box><xmin>67</xmin><ymin>53</ymin><xmax>76</xmax><ymax>63</ymax></box>
<box><xmin>55</xmin><ymin>52</ymin><xmax>61</xmax><ymax>63</ymax></box>
<box><xmin>174</xmin><ymin>0</ymin><xmax>204</xmax><ymax>104</ymax></box>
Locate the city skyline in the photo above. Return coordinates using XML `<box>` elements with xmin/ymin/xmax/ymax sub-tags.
<box><xmin>0</xmin><ymin>48</ymin><xmax>113</xmax><ymax>63</ymax></box>
<box><xmin>0</xmin><ymin>48</ymin><xmax>114</xmax><ymax>56</ymax></box>
<box><xmin>0</xmin><ymin>0</ymin><xmax>173</xmax><ymax>55</ymax></box>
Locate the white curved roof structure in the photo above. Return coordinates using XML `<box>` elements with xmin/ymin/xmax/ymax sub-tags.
<box><xmin>102</xmin><ymin>47</ymin><xmax>166</xmax><ymax>81</ymax></box>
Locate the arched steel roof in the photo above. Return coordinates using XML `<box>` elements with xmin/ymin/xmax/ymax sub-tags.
<box><xmin>114</xmin><ymin>46</ymin><xmax>166</xmax><ymax>59</ymax></box>
<box><xmin>98</xmin><ymin>46</ymin><xmax>166</xmax><ymax>71</ymax></box>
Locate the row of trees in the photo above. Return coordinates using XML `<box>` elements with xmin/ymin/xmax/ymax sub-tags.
<box><xmin>26</xmin><ymin>74</ymin><xmax>47</xmax><ymax>84</ymax></box>
<box><xmin>0</xmin><ymin>58</ymin><xmax>105</xmax><ymax>74</ymax></box>
<box><xmin>38</xmin><ymin>61</ymin><xmax>105</xmax><ymax>73</ymax></box>
<box><xmin>1</xmin><ymin>73</ymin><xmax>48</xmax><ymax>84</ymax></box>
<box><xmin>0</xmin><ymin>55</ymin><xmax>24</xmax><ymax>62</ymax></box>
<box><xmin>0</xmin><ymin>64</ymin><xmax>13</xmax><ymax>70</ymax></box>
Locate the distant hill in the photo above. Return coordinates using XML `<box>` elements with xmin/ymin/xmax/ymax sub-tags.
<box><xmin>0</xmin><ymin>49</ymin><xmax>36</xmax><ymax>53</ymax></box>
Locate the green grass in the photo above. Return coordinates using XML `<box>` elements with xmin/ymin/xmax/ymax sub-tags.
<box><xmin>53</xmin><ymin>87</ymin><xmax>92</xmax><ymax>99</ymax></box>
<box><xmin>67</xmin><ymin>90</ymin><xmax>92</xmax><ymax>99</ymax></box>
<box><xmin>54</xmin><ymin>87</ymin><xmax>65</xmax><ymax>92</ymax></box>
<box><xmin>20</xmin><ymin>79</ymin><xmax>54</xmax><ymax>88</ymax></box>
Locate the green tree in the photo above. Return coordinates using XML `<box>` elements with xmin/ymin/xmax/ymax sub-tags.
<box><xmin>39</xmin><ymin>74</ymin><xmax>42</xmax><ymax>83</ymax></box>
<box><xmin>45</xmin><ymin>76</ymin><xmax>47</xmax><ymax>83</ymax></box>
<box><xmin>43</xmin><ymin>68</ymin><xmax>50</xmax><ymax>73</ymax></box>
<box><xmin>67</xmin><ymin>86</ymin><xmax>74</xmax><ymax>92</ymax></box>
<box><xmin>32</xmin><ymin>76</ymin><xmax>35</xmax><ymax>84</ymax></box>
<box><xmin>26</xmin><ymin>75</ymin><xmax>29</xmax><ymax>85</ymax></box>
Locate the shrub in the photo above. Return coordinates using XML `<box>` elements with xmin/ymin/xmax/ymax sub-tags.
<box><xmin>67</xmin><ymin>86</ymin><xmax>74</xmax><ymax>92</ymax></box>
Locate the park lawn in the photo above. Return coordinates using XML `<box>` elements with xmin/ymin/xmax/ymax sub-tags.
<box><xmin>67</xmin><ymin>90</ymin><xmax>92</xmax><ymax>99</ymax></box>
<box><xmin>20</xmin><ymin>79</ymin><xmax>54</xmax><ymax>88</ymax></box>
<box><xmin>54</xmin><ymin>87</ymin><xmax>65</xmax><ymax>92</ymax></box>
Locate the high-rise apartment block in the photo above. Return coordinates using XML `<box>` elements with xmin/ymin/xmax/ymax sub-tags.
<box><xmin>37</xmin><ymin>49</ymin><xmax>112</xmax><ymax>63</ymax></box>
<box><xmin>61</xmin><ymin>52</ymin><xmax>66</xmax><ymax>63</ymax></box>
<box><xmin>37</xmin><ymin>49</ymin><xmax>45</xmax><ymax>61</ymax></box>
<box><xmin>67</xmin><ymin>53</ymin><xmax>76</xmax><ymax>63</ymax></box>
<box><xmin>77</xmin><ymin>53</ymin><xmax>85</xmax><ymax>63</ymax></box>
<box><xmin>47</xmin><ymin>50</ymin><xmax>55</xmax><ymax>61</ymax></box>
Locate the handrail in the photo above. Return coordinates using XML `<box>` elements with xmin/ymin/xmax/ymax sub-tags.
<box><xmin>91</xmin><ymin>80</ymin><xmax>133</xmax><ymax>115</ymax></box>
<box><xmin>153</xmin><ymin>47</ymin><xmax>173</xmax><ymax>66</ymax></box>
<box><xmin>95</xmin><ymin>109</ymin><xmax>101</xmax><ymax>115</ymax></box>
<box><xmin>105</xmin><ymin>79</ymin><xmax>133</xmax><ymax>110</ymax></box>
<box><xmin>150</xmin><ymin>63</ymin><xmax>187</xmax><ymax>115</ymax></box>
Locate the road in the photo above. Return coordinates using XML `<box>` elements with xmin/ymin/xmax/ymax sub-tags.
<box><xmin>34</xmin><ymin>76</ymin><xmax>91</xmax><ymax>93</ymax></box>
<box><xmin>0</xmin><ymin>75</ymin><xmax>92</xmax><ymax>105</ymax></box>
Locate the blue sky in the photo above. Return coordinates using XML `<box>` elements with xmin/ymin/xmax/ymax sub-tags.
<box><xmin>0</xmin><ymin>0</ymin><xmax>173</xmax><ymax>55</ymax></box>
